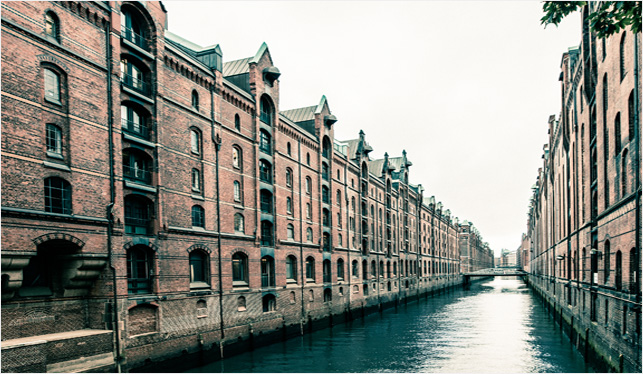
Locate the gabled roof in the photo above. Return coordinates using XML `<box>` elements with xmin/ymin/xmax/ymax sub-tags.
<box><xmin>281</xmin><ymin>106</ymin><xmax>316</xmax><ymax>123</ymax></box>
<box><xmin>367</xmin><ymin>159</ymin><xmax>386</xmax><ymax>178</ymax></box>
<box><xmin>165</xmin><ymin>30</ymin><xmax>221</xmax><ymax>56</ymax></box>
<box><xmin>343</xmin><ymin>139</ymin><xmax>360</xmax><ymax>160</ymax></box>
<box><xmin>223</xmin><ymin>57</ymin><xmax>251</xmax><ymax>76</ymax></box>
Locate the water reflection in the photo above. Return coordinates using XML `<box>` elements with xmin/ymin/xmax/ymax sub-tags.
<box><xmin>188</xmin><ymin>278</ymin><xmax>592</xmax><ymax>373</ymax></box>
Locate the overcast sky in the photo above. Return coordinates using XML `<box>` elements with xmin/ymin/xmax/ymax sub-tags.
<box><xmin>162</xmin><ymin>0</ymin><xmax>581</xmax><ymax>256</ymax></box>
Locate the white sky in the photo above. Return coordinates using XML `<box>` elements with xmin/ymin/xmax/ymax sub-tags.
<box><xmin>162</xmin><ymin>0</ymin><xmax>581</xmax><ymax>256</ymax></box>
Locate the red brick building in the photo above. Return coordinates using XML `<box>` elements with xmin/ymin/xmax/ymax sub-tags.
<box><xmin>1</xmin><ymin>2</ymin><xmax>490</xmax><ymax>372</ymax></box>
<box><xmin>526</xmin><ymin>3</ymin><xmax>641</xmax><ymax>372</ymax></box>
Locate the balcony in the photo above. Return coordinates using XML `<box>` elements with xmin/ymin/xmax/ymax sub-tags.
<box><xmin>125</xmin><ymin>216</ymin><xmax>151</xmax><ymax>235</ymax></box>
<box><xmin>123</xmin><ymin>164</ymin><xmax>152</xmax><ymax>185</ymax></box>
<box><xmin>122</xmin><ymin>119</ymin><xmax>150</xmax><ymax>140</ymax></box>
<box><xmin>121</xmin><ymin>73</ymin><xmax>151</xmax><ymax>96</ymax></box>
<box><xmin>122</xmin><ymin>26</ymin><xmax>148</xmax><ymax>51</ymax></box>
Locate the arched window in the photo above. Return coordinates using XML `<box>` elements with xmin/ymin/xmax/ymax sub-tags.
<box><xmin>286</xmin><ymin>255</ymin><xmax>297</xmax><ymax>282</ymax></box>
<box><xmin>337</xmin><ymin>212</ymin><xmax>342</xmax><ymax>228</ymax></box>
<box><xmin>379</xmin><ymin>260</ymin><xmax>384</xmax><ymax>278</ymax></box>
<box><xmin>305</xmin><ymin>177</ymin><xmax>311</xmax><ymax>194</ymax></box>
<box><xmin>362</xmin><ymin>260</ymin><xmax>368</xmax><ymax>280</ymax></box>
<box><xmin>393</xmin><ymin>262</ymin><xmax>397</xmax><ymax>276</ymax></box>
<box><xmin>44</xmin><ymin>68</ymin><xmax>61</xmax><ymax>103</ymax></box>
<box><xmin>232</xmin><ymin>253</ymin><xmax>248</xmax><ymax>285</ymax></box>
<box><xmin>127</xmin><ymin>245</ymin><xmax>152</xmax><ymax>294</ymax></box>
<box><xmin>232</xmin><ymin>147</ymin><xmax>242</xmax><ymax>169</ymax></box>
<box><xmin>306</xmin><ymin>227</ymin><xmax>313</xmax><ymax>243</ymax></box>
<box><xmin>620</xmin><ymin>32</ymin><xmax>627</xmax><ymax>80</ymax></box>
<box><xmin>336</xmin><ymin>190</ymin><xmax>342</xmax><ymax>207</ymax></box>
<box><xmin>306</xmin><ymin>203</ymin><xmax>311</xmax><ymax>219</ymax></box>
<box><xmin>121</xmin><ymin>104</ymin><xmax>149</xmax><ymax>139</ymax></box>
<box><xmin>259</xmin><ymin>130</ymin><xmax>272</xmax><ymax>154</ymax></box>
<box><xmin>614</xmin><ymin>112</ymin><xmax>621</xmax><ymax>156</ymax></box>
<box><xmin>261</xmin><ymin>220</ymin><xmax>273</xmax><ymax>246</ymax></box>
<box><xmin>323</xmin><ymin>288</ymin><xmax>332</xmax><ymax>302</ymax></box>
<box><xmin>286</xmin><ymin>197</ymin><xmax>293</xmax><ymax>214</ymax></box>
<box><xmin>306</xmin><ymin>153</ymin><xmax>310</xmax><ymax>165</ymax></box>
<box><xmin>306</xmin><ymin>257</ymin><xmax>316</xmax><ymax>281</ymax></box>
<box><xmin>123</xmin><ymin>148</ymin><xmax>152</xmax><ymax>184</ymax></box>
<box><xmin>338</xmin><ymin>233</ymin><xmax>342</xmax><ymax>246</ymax></box>
<box><xmin>189</xmin><ymin>250</ymin><xmax>209</xmax><ymax>287</ymax></box>
<box><xmin>44</xmin><ymin>177</ymin><xmax>71</xmax><ymax>214</ymax></box>
<box><xmin>191</xmin><ymin>168</ymin><xmax>201</xmax><ymax>192</ymax></box>
<box><xmin>322</xmin><ymin>232</ymin><xmax>331</xmax><ymax>252</ymax></box>
<box><xmin>286</xmin><ymin>223</ymin><xmax>295</xmax><ymax>240</ymax></box>
<box><xmin>237</xmin><ymin>296</ymin><xmax>247</xmax><ymax>311</ymax></box>
<box><xmin>45</xmin><ymin>11</ymin><xmax>59</xmax><ymax>41</ymax></box>
<box><xmin>190</xmin><ymin>128</ymin><xmax>201</xmax><ymax>155</ymax></box>
<box><xmin>352</xmin><ymin>260</ymin><xmax>358</xmax><ymax>278</ymax></box>
<box><xmin>234</xmin><ymin>213</ymin><xmax>244</xmax><ymax>233</ymax></box>
<box><xmin>234</xmin><ymin>180</ymin><xmax>242</xmax><ymax>202</ymax></box>
<box><xmin>286</xmin><ymin>168</ymin><xmax>293</xmax><ymax>187</ymax></box>
<box><xmin>260</xmin><ymin>96</ymin><xmax>274</xmax><ymax>126</ymax></box>
<box><xmin>121</xmin><ymin>5</ymin><xmax>148</xmax><ymax>50</ymax></box>
<box><xmin>46</xmin><ymin>124</ymin><xmax>63</xmax><ymax>157</ymax></box>
<box><xmin>323</xmin><ymin>259</ymin><xmax>331</xmax><ymax>283</ymax></box>
<box><xmin>371</xmin><ymin>260</ymin><xmax>377</xmax><ymax>277</ymax></box>
<box><xmin>260</xmin><ymin>189</ymin><xmax>273</xmax><ymax>214</ymax></box>
<box><xmin>322</xmin><ymin>209</ymin><xmax>330</xmax><ymax>227</ymax></box>
<box><xmin>337</xmin><ymin>258</ymin><xmax>345</xmax><ymax>280</ymax></box>
<box><xmin>287</xmin><ymin>142</ymin><xmax>291</xmax><ymax>156</ymax></box>
<box><xmin>351</xmin><ymin>197</ymin><xmax>355</xmax><ymax>212</ymax></box>
<box><xmin>191</xmin><ymin>205</ymin><xmax>204</xmax><ymax>228</ymax></box>
<box><xmin>235</xmin><ymin>114</ymin><xmax>241</xmax><ymax>131</ymax></box>
<box><xmin>321</xmin><ymin>162</ymin><xmax>329</xmax><ymax>181</ymax></box>
<box><xmin>322</xmin><ymin>137</ymin><xmax>331</xmax><ymax>158</ymax></box>
<box><xmin>261</xmin><ymin>256</ymin><xmax>275</xmax><ymax>288</ymax></box>
<box><xmin>191</xmin><ymin>90</ymin><xmax>199</xmax><ymax>111</ymax></box>
<box><xmin>124</xmin><ymin>195</ymin><xmax>153</xmax><ymax>234</ymax></box>
<box><xmin>262</xmin><ymin>294</ymin><xmax>276</xmax><ymax>312</ymax></box>
<box><xmin>259</xmin><ymin>160</ymin><xmax>272</xmax><ymax>183</ymax></box>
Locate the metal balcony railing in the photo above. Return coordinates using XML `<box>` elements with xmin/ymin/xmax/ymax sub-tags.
<box><xmin>123</xmin><ymin>164</ymin><xmax>152</xmax><ymax>184</ymax></box>
<box><xmin>122</xmin><ymin>26</ymin><xmax>148</xmax><ymax>51</ymax></box>
<box><xmin>122</xmin><ymin>73</ymin><xmax>151</xmax><ymax>96</ymax></box>
<box><xmin>121</xmin><ymin>119</ymin><xmax>150</xmax><ymax>140</ymax></box>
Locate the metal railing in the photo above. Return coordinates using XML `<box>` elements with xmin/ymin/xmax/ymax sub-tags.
<box><xmin>122</xmin><ymin>119</ymin><xmax>150</xmax><ymax>139</ymax></box>
<box><xmin>122</xmin><ymin>26</ymin><xmax>148</xmax><ymax>51</ymax></box>
<box><xmin>123</xmin><ymin>164</ymin><xmax>152</xmax><ymax>184</ymax></box>
<box><xmin>122</xmin><ymin>73</ymin><xmax>151</xmax><ymax>96</ymax></box>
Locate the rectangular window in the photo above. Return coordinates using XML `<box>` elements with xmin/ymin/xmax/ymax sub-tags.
<box><xmin>46</xmin><ymin>124</ymin><xmax>62</xmax><ymax>157</ymax></box>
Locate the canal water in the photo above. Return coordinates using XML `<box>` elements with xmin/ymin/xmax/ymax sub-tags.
<box><xmin>188</xmin><ymin>278</ymin><xmax>593</xmax><ymax>373</ymax></box>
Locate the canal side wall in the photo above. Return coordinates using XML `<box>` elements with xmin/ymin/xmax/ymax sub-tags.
<box><xmin>527</xmin><ymin>275</ymin><xmax>642</xmax><ymax>373</ymax></box>
<box><xmin>129</xmin><ymin>275</ymin><xmax>464</xmax><ymax>372</ymax></box>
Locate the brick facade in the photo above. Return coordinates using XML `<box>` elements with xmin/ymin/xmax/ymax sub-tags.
<box><xmin>525</xmin><ymin>3</ymin><xmax>641</xmax><ymax>372</ymax></box>
<box><xmin>1</xmin><ymin>2</ymin><xmax>492</xmax><ymax>372</ymax></box>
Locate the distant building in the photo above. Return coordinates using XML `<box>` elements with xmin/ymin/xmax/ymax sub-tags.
<box><xmin>525</xmin><ymin>3</ymin><xmax>641</xmax><ymax>372</ymax></box>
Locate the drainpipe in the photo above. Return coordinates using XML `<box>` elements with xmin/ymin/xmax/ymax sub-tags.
<box><xmin>104</xmin><ymin>11</ymin><xmax>122</xmax><ymax>373</ymax></box>
<box><xmin>344</xmin><ymin>158</ymin><xmax>351</xmax><ymax>316</ymax></box>
<box><xmin>297</xmin><ymin>141</ymin><xmax>305</xmax><ymax>332</ymax></box>
<box><xmin>211</xmin><ymin>85</ymin><xmax>225</xmax><ymax>357</ymax></box>
<box><xmin>634</xmin><ymin>32</ymin><xmax>641</xmax><ymax>302</ymax></box>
